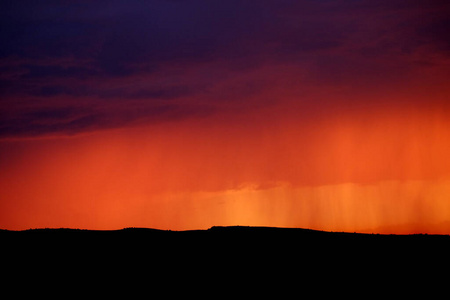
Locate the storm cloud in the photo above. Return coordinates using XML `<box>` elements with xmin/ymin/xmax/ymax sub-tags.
<box><xmin>1</xmin><ymin>0</ymin><xmax>449</xmax><ymax>138</ymax></box>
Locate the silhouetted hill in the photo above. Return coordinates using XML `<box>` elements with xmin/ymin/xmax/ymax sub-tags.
<box><xmin>2</xmin><ymin>226</ymin><xmax>449</xmax><ymax>247</ymax></box>
<box><xmin>2</xmin><ymin>225</ymin><xmax>449</xmax><ymax>237</ymax></box>
<box><xmin>2</xmin><ymin>226</ymin><xmax>449</xmax><ymax>281</ymax></box>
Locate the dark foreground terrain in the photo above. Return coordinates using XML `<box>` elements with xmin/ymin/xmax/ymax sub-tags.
<box><xmin>3</xmin><ymin>225</ymin><xmax>449</xmax><ymax>238</ymax></box>
<box><xmin>3</xmin><ymin>226</ymin><xmax>450</xmax><ymax>267</ymax></box>
<box><xmin>2</xmin><ymin>226</ymin><xmax>449</xmax><ymax>251</ymax></box>
<box><xmin>2</xmin><ymin>226</ymin><xmax>449</xmax><ymax>287</ymax></box>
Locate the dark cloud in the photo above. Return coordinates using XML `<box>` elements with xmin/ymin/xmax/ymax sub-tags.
<box><xmin>0</xmin><ymin>106</ymin><xmax>93</xmax><ymax>137</ymax></box>
<box><xmin>25</xmin><ymin>83</ymin><xmax>195</xmax><ymax>100</ymax></box>
<box><xmin>0</xmin><ymin>103</ymin><xmax>215</xmax><ymax>138</ymax></box>
<box><xmin>21</xmin><ymin>64</ymin><xmax>97</xmax><ymax>79</ymax></box>
<box><xmin>30</xmin><ymin>85</ymin><xmax>88</xmax><ymax>97</ymax></box>
<box><xmin>1</xmin><ymin>0</ymin><xmax>352</xmax><ymax>73</ymax></box>
<box><xmin>1</xmin><ymin>0</ymin><xmax>449</xmax><ymax>138</ymax></box>
<box><xmin>416</xmin><ymin>16</ymin><xmax>450</xmax><ymax>53</ymax></box>
<box><xmin>98</xmin><ymin>85</ymin><xmax>196</xmax><ymax>100</ymax></box>
<box><xmin>2</xmin><ymin>1</ymin><xmax>449</xmax><ymax>64</ymax></box>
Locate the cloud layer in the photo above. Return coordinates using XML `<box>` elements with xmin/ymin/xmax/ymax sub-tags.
<box><xmin>1</xmin><ymin>0</ymin><xmax>450</xmax><ymax>138</ymax></box>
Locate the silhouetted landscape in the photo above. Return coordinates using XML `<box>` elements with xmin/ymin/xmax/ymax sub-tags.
<box><xmin>2</xmin><ymin>226</ymin><xmax>449</xmax><ymax>246</ymax></box>
<box><xmin>3</xmin><ymin>226</ymin><xmax>449</xmax><ymax>273</ymax></box>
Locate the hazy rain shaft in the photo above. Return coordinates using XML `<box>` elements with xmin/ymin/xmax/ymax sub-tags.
<box><xmin>1</xmin><ymin>1</ymin><xmax>450</xmax><ymax>233</ymax></box>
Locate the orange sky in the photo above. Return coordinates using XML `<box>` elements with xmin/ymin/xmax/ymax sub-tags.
<box><xmin>1</xmin><ymin>1</ymin><xmax>450</xmax><ymax>233</ymax></box>
<box><xmin>1</xmin><ymin>96</ymin><xmax>450</xmax><ymax>233</ymax></box>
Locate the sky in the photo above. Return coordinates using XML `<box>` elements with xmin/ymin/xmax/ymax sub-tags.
<box><xmin>1</xmin><ymin>0</ymin><xmax>450</xmax><ymax>233</ymax></box>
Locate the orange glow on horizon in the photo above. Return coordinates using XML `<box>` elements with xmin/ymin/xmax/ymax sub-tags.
<box><xmin>1</xmin><ymin>104</ymin><xmax>450</xmax><ymax>234</ymax></box>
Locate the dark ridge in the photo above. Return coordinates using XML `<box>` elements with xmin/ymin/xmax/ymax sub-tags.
<box><xmin>2</xmin><ymin>225</ymin><xmax>449</xmax><ymax>262</ymax></box>
<box><xmin>1</xmin><ymin>225</ymin><xmax>449</xmax><ymax>239</ymax></box>
<box><xmin>2</xmin><ymin>226</ymin><xmax>449</xmax><ymax>271</ymax></box>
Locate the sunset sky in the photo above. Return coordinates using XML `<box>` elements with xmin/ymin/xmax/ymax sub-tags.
<box><xmin>1</xmin><ymin>0</ymin><xmax>450</xmax><ymax>233</ymax></box>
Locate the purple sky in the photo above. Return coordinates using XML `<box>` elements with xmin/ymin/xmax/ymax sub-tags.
<box><xmin>1</xmin><ymin>0</ymin><xmax>449</xmax><ymax>138</ymax></box>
